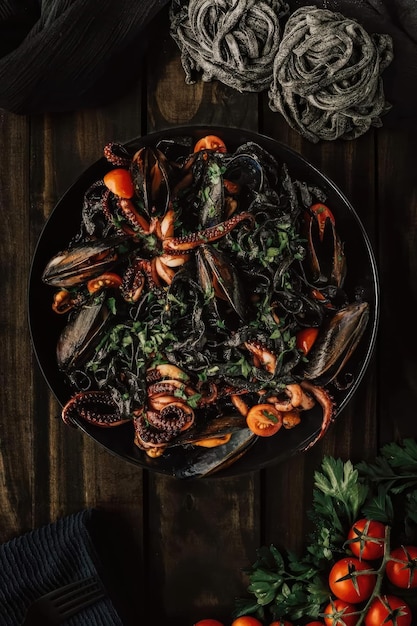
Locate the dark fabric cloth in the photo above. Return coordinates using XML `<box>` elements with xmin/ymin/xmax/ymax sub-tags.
<box><xmin>0</xmin><ymin>509</ymin><xmax>124</xmax><ymax>625</ymax></box>
<box><xmin>0</xmin><ymin>0</ymin><xmax>169</xmax><ymax>114</ymax></box>
<box><xmin>0</xmin><ymin>0</ymin><xmax>416</xmax><ymax>128</ymax></box>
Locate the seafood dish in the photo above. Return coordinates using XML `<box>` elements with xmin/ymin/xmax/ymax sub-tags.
<box><xmin>29</xmin><ymin>127</ymin><xmax>379</xmax><ymax>478</ymax></box>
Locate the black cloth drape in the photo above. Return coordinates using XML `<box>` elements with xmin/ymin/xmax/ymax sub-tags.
<box><xmin>0</xmin><ymin>0</ymin><xmax>169</xmax><ymax>114</ymax></box>
<box><xmin>0</xmin><ymin>0</ymin><xmax>416</xmax><ymax>128</ymax></box>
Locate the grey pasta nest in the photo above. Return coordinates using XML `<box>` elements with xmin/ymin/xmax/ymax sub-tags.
<box><xmin>268</xmin><ymin>6</ymin><xmax>394</xmax><ymax>142</ymax></box>
<box><xmin>170</xmin><ymin>0</ymin><xmax>290</xmax><ymax>92</ymax></box>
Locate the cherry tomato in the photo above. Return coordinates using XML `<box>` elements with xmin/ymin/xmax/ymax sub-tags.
<box><xmin>194</xmin><ymin>620</ymin><xmax>225</xmax><ymax>626</ymax></box>
<box><xmin>305</xmin><ymin>622</ymin><xmax>325</xmax><ymax>626</ymax></box>
<box><xmin>246</xmin><ymin>404</ymin><xmax>283</xmax><ymax>437</ymax></box>
<box><xmin>296</xmin><ymin>327</ymin><xmax>319</xmax><ymax>355</ymax></box>
<box><xmin>103</xmin><ymin>168</ymin><xmax>134</xmax><ymax>198</ymax></box>
<box><xmin>87</xmin><ymin>272</ymin><xmax>123</xmax><ymax>294</ymax></box>
<box><xmin>364</xmin><ymin>594</ymin><xmax>412</xmax><ymax>626</ymax></box>
<box><xmin>323</xmin><ymin>599</ymin><xmax>359</xmax><ymax>626</ymax></box>
<box><xmin>328</xmin><ymin>557</ymin><xmax>376</xmax><ymax>604</ymax></box>
<box><xmin>269</xmin><ymin>622</ymin><xmax>293</xmax><ymax>626</ymax></box>
<box><xmin>346</xmin><ymin>518</ymin><xmax>387</xmax><ymax>561</ymax></box>
<box><xmin>194</xmin><ymin>135</ymin><xmax>227</xmax><ymax>153</ymax></box>
<box><xmin>231</xmin><ymin>617</ymin><xmax>263</xmax><ymax>626</ymax></box>
<box><xmin>386</xmin><ymin>545</ymin><xmax>417</xmax><ymax>589</ymax></box>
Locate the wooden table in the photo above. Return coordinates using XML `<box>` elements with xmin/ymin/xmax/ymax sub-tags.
<box><xmin>1</xmin><ymin>8</ymin><xmax>417</xmax><ymax>625</ymax></box>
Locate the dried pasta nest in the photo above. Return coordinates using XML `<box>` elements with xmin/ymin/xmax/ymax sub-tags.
<box><xmin>170</xmin><ymin>0</ymin><xmax>289</xmax><ymax>92</ymax></box>
<box><xmin>268</xmin><ymin>6</ymin><xmax>394</xmax><ymax>142</ymax></box>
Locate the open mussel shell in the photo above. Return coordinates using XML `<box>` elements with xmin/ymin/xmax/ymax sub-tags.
<box><xmin>196</xmin><ymin>244</ymin><xmax>248</xmax><ymax>321</ymax></box>
<box><xmin>42</xmin><ymin>236</ymin><xmax>125</xmax><ymax>288</ymax></box>
<box><xmin>300</xmin><ymin>301</ymin><xmax>370</xmax><ymax>385</ymax></box>
<box><xmin>224</xmin><ymin>153</ymin><xmax>264</xmax><ymax>192</ymax></box>
<box><xmin>56</xmin><ymin>295</ymin><xmax>111</xmax><ymax>371</ymax></box>
<box><xmin>130</xmin><ymin>146</ymin><xmax>172</xmax><ymax>218</ymax></box>
<box><xmin>173</xmin><ymin>428</ymin><xmax>257</xmax><ymax>479</ymax></box>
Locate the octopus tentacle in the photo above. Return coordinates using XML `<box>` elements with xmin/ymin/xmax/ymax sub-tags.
<box><xmin>267</xmin><ymin>383</ymin><xmax>304</xmax><ymax>411</ymax></box>
<box><xmin>61</xmin><ymin>390</ymin><xmax>130</xmax><ymax>428</ymax></box>
<box><xmin>162</xmin><ymin>212</ymin><xmax>254</xmax><ymax>253</ymax></box>
<box><xmin>104</xmin><ymin>142</ymin><xmax>131</xmax><ymax>168</ymax></box>
<box><xmin>244</xmin><ymin>340</ymin><xmax>277</xmax><ymax>374</ymax></box>
<box><xmin>300</xmin><ymin>380</ymin><xmax>335</xmax><ymax>450</ymax></box>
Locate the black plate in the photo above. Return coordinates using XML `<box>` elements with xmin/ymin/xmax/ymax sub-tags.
<box><xmin>28</xmin><ymin>126</ymin><xmax>379</xmax><ymax>479</ymax></box>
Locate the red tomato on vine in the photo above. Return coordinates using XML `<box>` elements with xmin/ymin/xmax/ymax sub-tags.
<box><xmin>364</xmin><ymin>594</ymin><xmax>412</xmax><ymax>626</ymax></box>
<box><xmin>323</xmin><ymin>599</ymin><xmax>359</xmax><ymax>626</ymax></box>
<box><xmin>328</xmin><ymin>557</ymin><xmax>376</xmax><ymax>603</ymax></box>
<box><xmin>346</xmin><ymin>519</ymin><xmax>386</xmax><ymax>561</ymax></box>
<box><xmin>385</xmin><ymin>545</ymin><xmax>417</xmax><ymax>589</ymax></box>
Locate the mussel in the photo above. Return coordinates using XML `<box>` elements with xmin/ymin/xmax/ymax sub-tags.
<box><xmin>301</xmin><ymin>301</ymin><xmax>370</xmax><ymax>384</ymax></box>
<box><xmin>42</xmin><ymin>236</ymin><xmax>125</xmax><ymax>288</ymax></box>
<box><xmin>196</xmin><ymin>244</ymin><xmax>248</xmax><ymax>321</ymax></box>
<box><xmin>130</xmin><ymin>147</ymin><xmax>172</xmax><ymax>218</ymax></box>
<box><xmin>56</xmin><ymin>295</ymin><xmax>111</xmax><ymax>371</ymax></box>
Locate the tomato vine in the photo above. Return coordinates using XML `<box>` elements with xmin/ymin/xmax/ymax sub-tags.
<box><xmin>234</xmin><ymin>438</ymin><xmax>417</xmax><ymax>624</ymax></box>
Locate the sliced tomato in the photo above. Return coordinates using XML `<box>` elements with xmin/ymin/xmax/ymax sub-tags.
<box><xmin>103</xmin><ymin>168</ymin><xmax>134</xmax><ymax>198</ymax></box>
<box><xmin>194</xmin><ymin>135</ymin><xmax>227</xmax><ymax>153</ymax></box>
<box><xmin>246</xmin><ymin>404</ymin><xmax>283</xmax><ymax>437</ymax></box>
<box><xmin>296</xmin><ymin>327</ymin><xmax>319</xmax><ymax>355</ymax></box>
<box><xmin>87</xmin><ymin>272</ymin><xmax>123</xmax><ymax>294</ymax></box>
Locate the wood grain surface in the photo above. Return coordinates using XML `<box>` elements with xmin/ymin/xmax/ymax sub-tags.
<box><xmin>1</xmin><ymin>7</ymin><xmax>416</xmax><ymax>625</ymax></box>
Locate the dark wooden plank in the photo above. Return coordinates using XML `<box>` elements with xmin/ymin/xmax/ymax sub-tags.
<box><xmin>0</xmin><ymin>111</ymin><xmax>35</xmax><ymax>539</ymax></box>
<box><xmin>376</xmin><ymin>127</ymin><xmax>417</xmax><ymax>445</ymax></box>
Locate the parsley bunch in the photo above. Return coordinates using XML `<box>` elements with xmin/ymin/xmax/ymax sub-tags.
<box><xmin>235</xmin><ymin>438</ymin><xmax>417</xmax><ymax>623</ymax></box>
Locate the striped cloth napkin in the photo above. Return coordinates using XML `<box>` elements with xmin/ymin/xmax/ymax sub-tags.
<box><xmin>0</xmin><ymin>509</ymin><xmax>124</xmax><ymax>625</ymax></box>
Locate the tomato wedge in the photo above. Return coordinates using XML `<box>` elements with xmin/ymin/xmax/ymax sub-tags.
<box><xmin>194</xmin><ymin>135</ymin><xmax>227</xmax><ymax>153</ymax></box>
<box><xmin>296</xmin><ymin>327</ymin><xmax>319</xmax><ymax>355</ymax></box>
<box><xmin>246</xmin><ymin>404</ymin><xmax>282</xmax><ymax>437</ymax></box>
<box><xmin>310</xmin><ymin>203</ymin><xmax>335</xmax><ymax>240</ymax></box>
<box><xmin>103</xmin><ymin>168</ymin><xmax>135</xmax><ymax>199</ymax></box>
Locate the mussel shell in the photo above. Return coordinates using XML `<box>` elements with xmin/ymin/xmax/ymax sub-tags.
<box><xmin>56</xmin><ymin>295</ymin><xmax>111</xmax><ymax>371</ymax></box>
<box><xmin>224</xmin><ymin>153</ymin><xmax>264</xmax><ymax>192</ymax></box>
<box><xmin>196</xmin><ymin>244</ymin><xmax>248</xmax><ymax>321</ymax></box>
<box><xmin>301</xmin><ymin>301</ymin><xmax>370</xmax><ymax>384</ymax></box>
<box><xmin>130</xmin><ymin>147</ymin><xmax>171</xmax><ymax>218</ymax></box>
<box><xmin>172</xmin><ymin>427</ymin><xmax>256</xmax><ymax>479</ymax></box>
<box><xmin>42</xmin><ymin>236</ymin><xmax>125</xmax><ymax>288</ymax></box>
<box><xmin>196</xmin><ymin>153</ymin><xmax>225</xmax><ymax>228</ymax></box>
